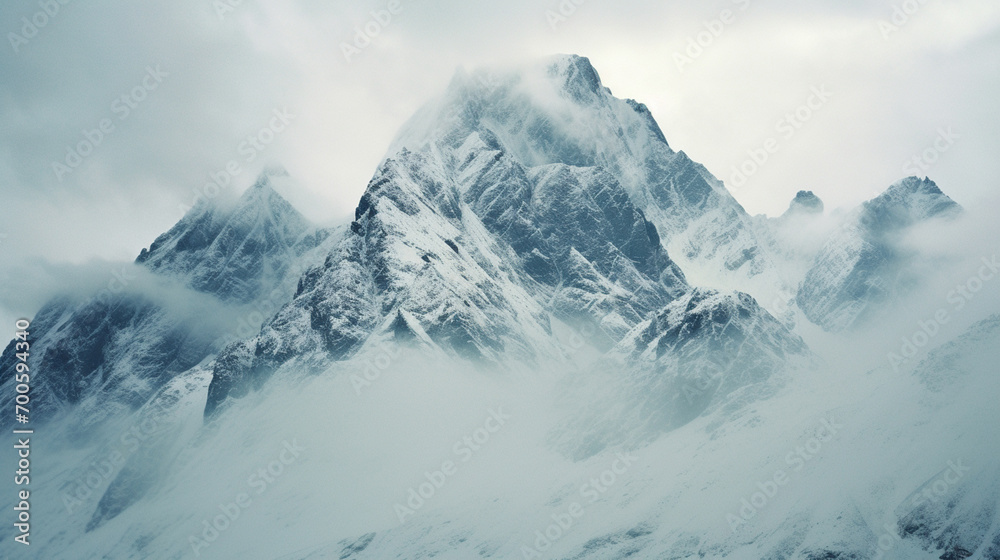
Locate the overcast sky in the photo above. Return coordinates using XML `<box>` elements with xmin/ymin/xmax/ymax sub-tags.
<box><xmin>1</xmin><ymin>0</ymin><xmax>998</xmax><ymax>327</ymax></box>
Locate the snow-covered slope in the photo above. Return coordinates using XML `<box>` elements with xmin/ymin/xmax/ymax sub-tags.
<box><xmin>552</xmin><ymin>288</ymin><xmax>810</xmax><ymax>460</ymax></box>
<box><xmin>14</xmin><ymin>306</ymin><xmax>992</xmax><ymax>560</ymax></box>
<box><xmin>0</xmin><ymin>287</ymin><xmax>221</xmax><ymax>427</ymax></box>
<box><xmin>797</xmin><ymin>177</ymin><xmax>961</xmax><ymax>331</ymax></box>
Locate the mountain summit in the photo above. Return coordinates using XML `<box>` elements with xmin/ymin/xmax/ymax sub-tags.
<box><xmin>782</xmin><ymin>190</ymin><xmax>824</xmax><ymax>217</ymax></box>
<box><xmin>391</xmin><ymin>55</ymin><xmax>781</xmax><ymax>291</ymax></box>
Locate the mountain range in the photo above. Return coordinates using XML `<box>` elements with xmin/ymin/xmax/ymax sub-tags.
<box><xmin>1</xmin><ymin>55</ymin><xmax>994</xmax><ymax>560</ymax></box>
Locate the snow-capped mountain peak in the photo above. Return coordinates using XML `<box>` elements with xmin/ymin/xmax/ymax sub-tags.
<box><xmin>860</xmin><ymin>176</ymin><xmax>961</xmax><ymax>234</ymax></box>
<box><xmin>797</xmin><ymin>176</ymin><xmax>962</xmax><ymax>332</ymax></box>
<box><xmin>781</xmin><ymin>189</ymin><xmax>825</xmax><ymax>218</ymax></box>
<box><xmin>136</xmin><ymin>170</ymin><xmax>315</xmax><ymax>304</ymax></box>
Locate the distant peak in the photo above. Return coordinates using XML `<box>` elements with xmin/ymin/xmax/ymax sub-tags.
<box><xmin>794</xmin><ymin>190</ymin><xmax>823</xmax><ymax>205</ymax></box>
<box><xmin>881</xmin><ymin>176</ymin><xmax>942</xmax><ymax>198</ymax></box>
<box><xmin>785</xmin><ymin>190</ymin><xmax>824</xmax><ymax>216</ymax></box>
<box><xmin>868</xmin><ymin>176</ymin><xmax>957</xmax><ymax>210</ymax></box>
<box><xmin>232</xmin><ymin>168</ymin><xmax>308</xmax><ymax>223</ymax></box>
<box><xmin>861</xmin><ymin>176</ymin><xmax>961</xmax><ymax>231</ymax></box>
